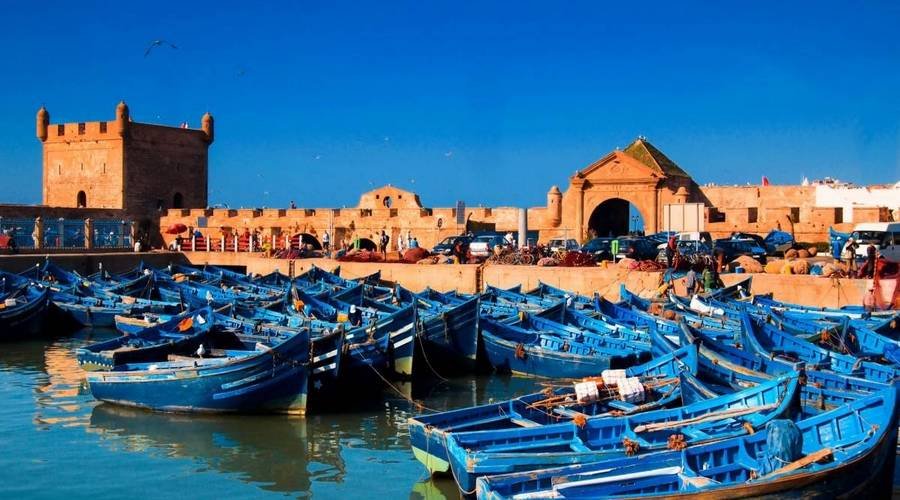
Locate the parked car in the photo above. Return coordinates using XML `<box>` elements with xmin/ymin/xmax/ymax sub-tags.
<box><xmin>582</xmin><ymin>237</ymin><xmax>615</xmax><ymax>261</ymax></box>
<box><xmin>714</xmin><ymin>238</ymin><xmax>768</xmax><ymax>263</ymax></box>
<box><xmin>655</xmin><ymin>231</ymin><xmax>713</xmax><ymax>254</ymax></box>
<box><xmin>547</xmin><ymin>238</ymin><xmax>580</xmax><ymax>253</ymax></box>
<box><xmin>432</xmin><ymin>235</ymin><xmax>473</xmax><ymax>255</ymax></box>
<box><xmin>616</xmin><ymin>237</ymin><xmax>660</xmax><ymax>261</ymax></box>
<box><xmin>656</xmin><ymin>240</ymin><xmax>712</xmax><ymax>263</ymax></box>
<box><xmin>646</xmin><ymin>231</ymin><xmax>677</xmax><ymax>245</ymax></box>
<box><xmin>850</xmin><ymin>222</ymin><xmax>900</xmax><ymax>262</ymax></box>
<box><xmin>469</xmin><ymin>234</ymin><xmax>506</xmax><ymax>258</ymax></box>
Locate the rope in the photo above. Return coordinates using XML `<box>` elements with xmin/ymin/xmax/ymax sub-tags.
<box><xmin>414</xmin><ymin>322</ymin><xmax>449</xmax><ymax>382</ymax></box>
<box><xmin>354</xmin><ymin>345</ymin><xmax>437</xmax><ymax>413</ymax></box>
<box><xmin>441</xmin><ymin>433</ymin><xmax>478</xmax><ymax>496</ymax></box>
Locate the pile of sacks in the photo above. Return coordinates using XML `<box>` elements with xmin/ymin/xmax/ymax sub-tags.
<box><xmin>732</xmin><ymin>255</ymin><xmax>764</xmax><ymax>273</ymax></box>
<box><xmin>764</xmin><ymin>259</ymin><xmax>811</xmax><ymax>275</ymax></box>
<box><xmin>820</xmin><ymin>261</ymin><xmax>849</xmax><ymax>278</ymax></box>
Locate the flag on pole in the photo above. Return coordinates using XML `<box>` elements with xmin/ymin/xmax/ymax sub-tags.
<box><xmin>761</xmin><ymin>176</ymin><xmax>770</xmax><ymax>186</ymax></box>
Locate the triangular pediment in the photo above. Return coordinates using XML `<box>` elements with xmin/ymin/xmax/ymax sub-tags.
<box><xmin>573</xmin><ymin>151</ymin><xmax>664</xmax><ymax>184</ymax></box>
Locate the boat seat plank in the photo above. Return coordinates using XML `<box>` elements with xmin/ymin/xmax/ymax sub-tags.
<box><xmin>763</xmin><ymin>448</ymin><xmax>833</xmax><ymax>478</ymax></box>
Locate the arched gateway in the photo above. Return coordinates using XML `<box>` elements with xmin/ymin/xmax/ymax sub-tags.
<box><xmin>554</xmin><ymin>138</ymin><xmax>695</xmax><ymax>242</ymax></box>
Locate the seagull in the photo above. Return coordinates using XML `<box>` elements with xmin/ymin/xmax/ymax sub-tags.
<box><xmin>144</xmin><ymin>39</ymin><xmax>178</xmax><ymax>57</ymax></box>
<box><xmin>314</xmin><ymin>155</ymin><xmax>321</xmax><ymax>160</ymax></box>
<box><xmin>196</xmin><ymin>344</ymin><xmax>206</xmax><ymax>358</ymax></box>
<box><xmin>444</xmin><ymin>151</ymin><xmax>453</xmax><ymax>158</ymax></box>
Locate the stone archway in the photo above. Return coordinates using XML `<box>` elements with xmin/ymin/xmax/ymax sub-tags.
<box><xmin>587</xmin><ymin>198</ymin><xmax>644</xmax><ymax>238</ymax></box>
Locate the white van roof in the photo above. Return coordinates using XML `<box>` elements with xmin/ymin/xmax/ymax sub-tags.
<box><xmin>853</xmin><ymin>222</ymin><xmax>900</xmax><ymax>232</ymax></box>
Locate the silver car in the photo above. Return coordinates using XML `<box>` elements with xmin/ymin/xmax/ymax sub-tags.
<box><xmin>547</xmin><ymin>238</ymin><xmax>580</xmax><ymax>253</ymax></box>
<box><xmin>469</xmin><ymin>234</ymin><xmax>506</xmax><ymax>258</ymax></box>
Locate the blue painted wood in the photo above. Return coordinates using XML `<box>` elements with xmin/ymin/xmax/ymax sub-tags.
<box><xmin>0</xmin><ymin>271</ymin><xmax>52</xmax><ymax>339</ymax></box>
<box><xmin>476</xmin><ymin>385</ymin><xmax>899</xmax><ymax>499</ymax></box>
<box><xmin>86</xmin><ymin>322</ymin><xmax>310</xmax><ymax>414</ymax></box>
<box><xmin>408</xmin><ymin>343</ymin><xmax>703</xmax><ymax>476</ymax></box>
<box><xmin>77</xmin><ymin>307</ymin><xmax>215</xmax><ymax>370</ymax></box>
<box><xmin>447</xmin><ymin>372</ymin><xmax>802</xmax><ymax>492</ymax></box>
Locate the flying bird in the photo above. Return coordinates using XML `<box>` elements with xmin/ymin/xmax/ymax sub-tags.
<box><xmin>444</xmin><ymin>151</ymin><xmax>453</xmax><ymax>158</ymax></box>
<box><xmin>144</xmin><ymin>39</ymin><xmax>178</xmax><ymax>57</ymax></box>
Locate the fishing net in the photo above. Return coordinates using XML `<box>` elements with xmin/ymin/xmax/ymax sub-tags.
<box><xmin>401</xmin><ymin>247</ymin><xmax>430</xmax><ymax>263</ymax></box>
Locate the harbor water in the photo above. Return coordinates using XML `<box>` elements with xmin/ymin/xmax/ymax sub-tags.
<box><xmin>0</xmin><ymin>328</ymin><xmax>551</xmax><ymax>499</ymax></box>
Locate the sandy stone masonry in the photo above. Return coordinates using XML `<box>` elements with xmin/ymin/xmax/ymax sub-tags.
<box><xmin>36</xmin><ymin>102</ymin><xmax>212</xmax><ymax>218</ymax></box>
<box><xmin>2</xmin><ymin>103</ymin><xmax>897</xmax><ymax>249</ymax></box>
<box><xmin>160</xmin><ymin>138</ymin><xmax>898</xmax><ymax>249</ymax></box>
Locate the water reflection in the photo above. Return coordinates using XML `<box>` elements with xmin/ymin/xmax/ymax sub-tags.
<box><xmin>0</xmin><ymin>331</ymin><xmax>548</xmax><ymax>498</ymax></box>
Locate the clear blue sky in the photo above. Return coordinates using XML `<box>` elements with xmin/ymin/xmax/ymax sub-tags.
<box><xmin>1</xmin><ymin>1</ymin><xmax>898</xmax><ymax>209</ymax></box>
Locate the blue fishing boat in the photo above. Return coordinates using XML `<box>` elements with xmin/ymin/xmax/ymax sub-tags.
<box><xmin>50</xmin><ymin>291</ymin><xmax>151</xmax><ymax>328</ymax></box>
<box><xmin>77</xmin><ymin>307</ymin><xmax>214</xmax><ymax>370</ymax></box>
<box><xmin>680</xmin><ymin>320</ymin><xmax>889</xmax><ymax>396</ymax></box>
<box><xmin>0</xmin><ymin>271</ymin><xmax>52</xmax><ymax>339</ymax></box>
<box><xmin>408</xmin><ymin>343</ymin><xmax>703</xmax><ymax>476</ymax></box>
<box><xmin>526</xmin><ymin>282</ymin><xmax>594</xmax><ymax>310</ymax></box>
<box><xmin>212</xmin><ymin>311</ymin><xmax>344</xmax><ymax>406</ymax></box>
<box><xmin>740</xmin><ymin>313</ymin><xmax>898</xmax><ymax>383</ymax></box>
<box><xmin>476</xmin><ymin>386</ymin><xmax>898</xmax><ymax>499</ymax></box>
<box><xmin>396</xmin><ymin>287</ymin><xmax>481</xmax><ymax>371</ymax></box>
<box><xmin>480</xmin><ymin>315</ymin><xmax>647</xmax><ymax>378</ymax></box>
<box><xmin>446</xmin><ymin>372</ymin><xmax>801</xmax><ymax>492</ymax></box>
<box><xmin>86</xmin><ymin>323</ymin><xmax>311</xmax><ymax>414</ymax></box>
<box><xmin>754</xmin><ymin>294</ymin><xmax>897</xmax><ymax>319</ymax></box>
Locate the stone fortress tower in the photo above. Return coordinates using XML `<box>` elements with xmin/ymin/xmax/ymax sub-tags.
<box><xmin>36</xmin><ymin>102</ymin><xmax>213</xmax><ymax>217</ymax></box>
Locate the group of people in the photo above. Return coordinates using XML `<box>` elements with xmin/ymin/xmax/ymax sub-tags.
<box><xmin>834</xmin><ymin>237</ymin><xmax>883</xmax><ymax>279</ymax></box>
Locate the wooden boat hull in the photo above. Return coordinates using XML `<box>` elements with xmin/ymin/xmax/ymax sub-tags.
<box><xmin>87</xmin><ymin>330</ymin><xmax>310</xmax><ymax>414</ymax></box>
<box><xmin>449</xmin><ymin>373</ymin><xmax>800</xmax><ymax>492</ymax></box>
<box><xmin>409</xmin><ymin>344</ymin><xmax>701</xmax><ymax>477</ymax></box>
<box><xmin>0</xmin><ymin>286</ymin><xmax>51</xmax><ymax>339</ymax></box>
<box><xmin>476</xmin><ymin>387</ymin><xmax>899</xmax><ymax>499</ymax></box>
<box><xmin>414</xmin><ymin>294</ymin><xmax>480</xmax><ymax>372</ymax></box>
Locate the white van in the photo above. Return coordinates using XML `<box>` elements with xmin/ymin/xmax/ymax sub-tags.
<box><xmin>850</xmin><ymin>222</ymin><xmax>900</xmax><ymax>263</ymax></box>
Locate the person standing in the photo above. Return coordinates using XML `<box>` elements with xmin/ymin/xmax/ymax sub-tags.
<box><xmin>684</xmin><ymin>268</ymin><xmax>698</xmax><ymax>296</ymax></box>
<box><xmin>702</xmin><ymin>265</ymin><xmax>715</xmax><ymax>292</ymax></box>
<box><xmin>863</xmin><ymin>244</ymin><xmax>877</xmax><ymax>279</ymax></box>
<box><xmin>665</xmin><ymin>236</ymin><xmax>676</xmax><ymax>268</ymax></box>
<box><xmin>831</xmin><ymin>237</ymin><xmax>843</xmax><ymax>263</ymax></box>
<box><xmin>322</xmin><ymin>231</ymin><xmax>330</xmax><ymax>255</ymax></box>
<box><xmin>379</xmin><ymin>230</ymin><xmax>390</xmax><ymax>258</ymax></box>
<box><xmin>843</xmin><ymin>237</ymin><xmax>858</xmax><ymax>275</ymax></box>
<box><xmin>863</xmin><ymin>288</ymin><xmax>877</xmax><ymax>313</ymax></box>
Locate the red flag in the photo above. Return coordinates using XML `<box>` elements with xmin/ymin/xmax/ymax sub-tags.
<box><xmin>761</xmin><ymin>176</ymin><xmax>770</xmax><ymax>186</ymax></box>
